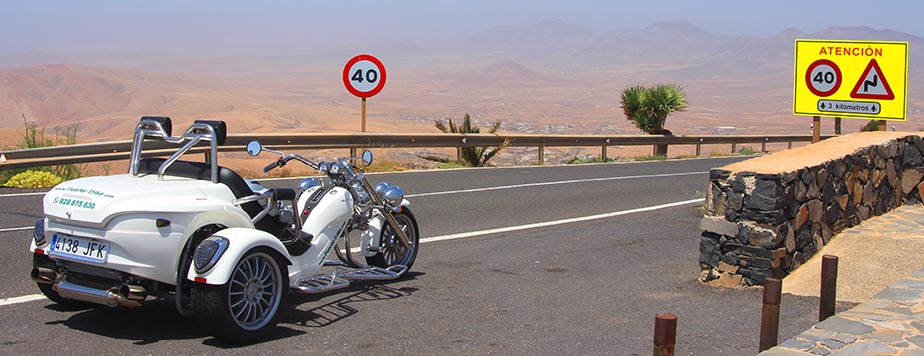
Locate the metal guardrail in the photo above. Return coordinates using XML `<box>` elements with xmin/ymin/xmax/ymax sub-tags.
<box><xmin>0</xmin><ymin>133</ymin><xmax>829</xmax><ymax>170</ymax></box>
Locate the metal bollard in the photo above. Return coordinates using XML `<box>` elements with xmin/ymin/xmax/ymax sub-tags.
<box><xmin>819</xmin><ymin>255</ymin><xmax>838</xmax><ymax>322</ymax></box>
<box><xmin>759</xmin><ymin>278</ymin><xmax>782</xmax><ymax>352</ymax></box>
<box><xmin>653</xmin><ymin>313</ymin><xmax>677</xmax><ymax>356</ymax></box>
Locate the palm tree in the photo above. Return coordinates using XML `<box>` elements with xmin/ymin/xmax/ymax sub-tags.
<box><xmin>620</xmin><ymin>84</ymin><xmax>688</xmax><ymax>156</ymax></box>
<box><xmin>418</xmin><ymin>113</ymin><xmax>510</xmax><ymax>167</ymax></box>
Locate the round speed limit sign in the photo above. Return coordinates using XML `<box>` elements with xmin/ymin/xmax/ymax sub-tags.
<box><xmin>343</xmin><ymin>54</ymin><xmax>387</xmax><ymax>98</ymax></box>
<box><xmin>805</xmin><ymin>59</ymin><xmax>841</xmax><ymax>97</ymax></box>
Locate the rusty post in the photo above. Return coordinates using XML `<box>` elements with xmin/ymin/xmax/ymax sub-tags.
<box><xmin>759</xmin><ymin>277</ymin><xmax>782</xmax><ymax>352</ymax></box>
<box><xmin>788</xmin><ymin>141</ymin><xmax>793</xmax><ymax>149</ymax></box>
<box><xmin>361</xmin><ymin>97</ymin><xmax>367</xmax><ymax>132</ymax></box>
<box><xmin>812</xmin><ymin>116</ymin><xmax>821</xmax><ymax>143</ymax></box>
<box><xmin>731</xmin><ymin>143</ymin><xmax>737</xmax><ymax>154</ymax></box>
<box><xmin>834</xmin><ymin>117</ymin><xmax>842</xmax><ymax>135</ymax></box>
<box><xmin>820</xmin><ymin>255</ymin><xmax>838</xmax><ymax>322</ymax></box>
<box><xmin>653</xmin><ymin>313</ymin><xmax>677</xmax><ymax>356</ymax></box>
<box><xmin>602</xmin><ymin>145</ymin><xmax>608</xmax><ymax>162</ymax></box>
<box><xmin>879</xmin><ymin>120</ymin><xmax>887</xmax><ymax>131</ymax></box>
<box><xmin>538</xmin><ymin>145</ymin><xmax>544</xmax><ymax>165</ymax></box>
<box><xmin>695</xmin><ymin>143</ymin><xmax>701</xmax><ymax>156</ymax></box>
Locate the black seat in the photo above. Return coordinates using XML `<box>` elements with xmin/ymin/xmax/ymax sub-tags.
<box><xmin>137</xmin><ymin>158</ymin><xmax>288</xmax><ymax>236</ymax></box>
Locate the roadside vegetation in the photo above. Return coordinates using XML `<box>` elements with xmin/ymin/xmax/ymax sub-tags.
<box><xmin>417</xmin><ymin>113</ymin><xmax>510</xmax><ymax>167</ymax></box>
<box><xmin>861</xmin><ymin>120</ymin><xmax>880</xmax><ymax>132</ymax></box>
<box><xmin>566</xmin><ymin>156</ymin><xmax>614</xmax><ymax>164</ymax></box>
<box><xmin>620</xmin><ymin>84</ymin><xmax>688</xmax><ymax>156</ymax></box>
<box><xmin>2</xmin><ymin>115</ymin><xmax>85</xmax><ymax>188</ymax></box>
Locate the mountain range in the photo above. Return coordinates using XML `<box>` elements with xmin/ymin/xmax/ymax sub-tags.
<box><xmin>1</xmin><ymin>19</ymin><xmax>922</xmax><ymax>146</ymax></box>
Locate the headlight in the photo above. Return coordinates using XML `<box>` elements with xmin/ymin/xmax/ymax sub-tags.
<box><xmin>383</xmin><ymin>186</ymin><xmax>404</xmax><ymax>206</ymax></box>
<box><xmin>193</xmin><ymin>237</ymin><xmax>229</xmax><ymax>273</ymax></box>
<box><xmin>33</xmin><ymin>217</ymin><xmax>46</xmax><ymax>245</ymax></box>
<box><xmin>374</xmin><ymin>182</ymin><xmax>391</xmax><ymax>195</ymax></box>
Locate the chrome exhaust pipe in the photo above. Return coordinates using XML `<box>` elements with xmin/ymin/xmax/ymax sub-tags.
<box><xmin>51</xmin><ymin>279</ymin><xmax>145</xmax><ymax>308</ymax></box>
<box><xmin>31</xmin><ymin>267</ymin><xmax>58</xmax><ymax>284</ymax></box>
<box><xmin>117</xmin><ymin>284</ymin><xmax>147</xmax><ymax>302</ymax></box>
<box><xmin>53</xmin><ymin>279</ymin><xmax>120</xmax><ymax>307</ymax></box>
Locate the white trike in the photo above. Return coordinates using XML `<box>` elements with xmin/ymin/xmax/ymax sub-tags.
<box><xmin>29</xmin><ymin>117</ymin><xmax>419</xmax><ymax>342</ymax></box>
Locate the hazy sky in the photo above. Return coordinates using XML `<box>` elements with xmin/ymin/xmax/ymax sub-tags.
<box><xmin>2</xmin><ymin>0</ymin><xmax>921</xmax><ymax>56</ymax></box>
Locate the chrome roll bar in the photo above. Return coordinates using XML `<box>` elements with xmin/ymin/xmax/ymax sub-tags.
<box><xmin>232</xmin><ymin>190</ymin><xmax>275</xmax><ymax>224</ymax></box>
<box><xmin>128</xmin><ymin>118</ymin><xmax>221</xmax><ymax>183</ymax></box>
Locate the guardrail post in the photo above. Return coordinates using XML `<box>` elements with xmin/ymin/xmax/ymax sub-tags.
<box><xmin>601</xmin><ymin>145</ymin><xmax>607</xmax><ymax>161</ymax></box>
<box><xmin>788</xmin><ymin>141</ymin><xmax>793</xmax><ymax>149</ymax></box>
<box><xmin>820</xmin><ymin>255</ymin><xmax>838</xmax><ymax>322</ymax></box>
<box><xmin>731</xmin><ymin>143</ymin><xmax>737</xmax><ymax>154</ymax></box>
<box><xmin>759</xmin><ymin>277</ymin><xmax>782</xmax><ymax>352</ymax></box>
<box><xmin>761</xmin><ymin>138</ymin><xmax>767</xmax><ymax>153</ymax></box>
<box><xmin>653</xmin><ymin>313</ymin><xmax>677</xmax><ymax>356</ymax></box>
<box><xmin>835</xmin><ymin>117</ymin><xmax>842</xmax><ymax>134</ymax></box>
<box><xmin>879</xmin><ymin>120</ymin><xmax>887</xmax><ymax>131</ymax></box>
<box><xmin>538</xmin><ymin>145</ymin><xmax>544</xmax><ymax>165</ymax></box>
<box><xmin>695</xmin><ymin>144</ymin><xmax>701</xmax><ymax>157</ymax></box>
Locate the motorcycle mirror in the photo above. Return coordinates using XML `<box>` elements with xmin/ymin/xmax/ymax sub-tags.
<box><xmin>246</xmin><ymin>141</ymin><xmax>262</xmax><ymax>157</ymax></box>
<box><xmin>361</xmin><ymin>150</ymin><xmax>373</xmax><ymax>166</ymax></box>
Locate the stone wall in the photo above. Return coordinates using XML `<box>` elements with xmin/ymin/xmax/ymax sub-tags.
<box><xmin>699</xmin><ymin>133</ymin><xmax>924</xmax><ymax>286</ymax></box>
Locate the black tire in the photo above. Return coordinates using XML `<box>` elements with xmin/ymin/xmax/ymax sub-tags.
<box><xmin>36</xmin><ymin>282</ymin><xmax>95</xmax><ymax>309</ymax></box>
<box><xmin>192</xmin><ymin>248</ymin><xmax>287</xmax><ymax>344</ymax></box>
<box><xmin>366</xmin><ymin>208</ymin><xmax>420</xmax><ymax>271</ymax></box>
<box><xmin>178</xmin><ymin>225</ymin><xmax>226</xmax><ymax>317</ymax></box>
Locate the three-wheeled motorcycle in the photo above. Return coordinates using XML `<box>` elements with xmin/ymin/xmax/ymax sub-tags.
<box><xmin>29</xmin><ymin>116</ymin><xmax>419</xmax><ymax>342</ymax></box>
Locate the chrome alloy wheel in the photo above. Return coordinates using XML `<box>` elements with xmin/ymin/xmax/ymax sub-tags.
<box><xmin>380</xmin><ymin>213</ymin><xmax>417</xmax><ymax>266</ymax></box>
<box><xmin>227</xmin><ymin>252</ymin><xmax>282</xmax><ymax>331</ymax></box>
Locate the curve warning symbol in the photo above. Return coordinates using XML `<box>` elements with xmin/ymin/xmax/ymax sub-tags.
<box><xmin>850</xmin><ymin>59</ymin><xmax>894</xmax><ymax>100</ymax></box>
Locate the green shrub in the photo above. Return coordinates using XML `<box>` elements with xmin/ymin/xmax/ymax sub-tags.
<box><xmin>566</xmin><ymin>156</ymin><xmax>612</xmax><ymax>164</ymax></box>
<box><xmin>437</xmin><ymin>161</ymin><xmax>468</xmax><ymax>169</ymax></box>
<box><xmin>4</xmin><ymin>170</ymin><xmax>63</xmax><ymax>188</ymax></box>
<box><xmin>635</xmin><ymin>154</ymin><xmax>668</xmax><ymax>161</ymax></box>
<box><xmin>737</xmin><ymin>146</ymin><xmax>757</xmax><ymax>155</ymax></box>
<box><xmin>1</xmin><ymin>115</ymin><xmax>86</xmax><ymax>183</ymax></box>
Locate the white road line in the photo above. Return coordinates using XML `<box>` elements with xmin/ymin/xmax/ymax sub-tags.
<box><xmin>406</xmin><ymin>171</ymin><xmax>706</xmax><ymax>198</ymax></box>
<box><xmin>419</xmin><ymin>198</ymin><xmax>703</xmax><ymax>244</ymax></box>
<box><xmin>0</xmin><ymin>172</ymin><xmax>705</xmax><ymax>200</ymax></box>
<box><xmin>0</xmin><ymin>171</ymin><xmax>706</xmax><ymax>232</ymax></box>
<box><xmin>0</xmin><ymin>294</ymin><xmax>46</xmax><ymax>307</ymax></box>
<box><xmin>0</xmin><ymin>192</ymin><xmax>48</xmax><ymax>197</ymax></box>
<box><xmin>0</xmin><ymin>227</ymin><xmax>32</xmax><ymax>233</ymax></box>
<box><xmin>2</xmin><ymin>198</ymin><xmax>703</xmax><ymax>308</ymax></box>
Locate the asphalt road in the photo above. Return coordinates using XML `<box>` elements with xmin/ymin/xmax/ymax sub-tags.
<box><xmin>0</xmin><ymin>157</ymin><xmax>837</xmax><ymax>355</ymax></box>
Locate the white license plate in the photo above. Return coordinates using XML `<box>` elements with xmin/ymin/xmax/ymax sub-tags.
<box><xmin>49</xmin><ymin>234</ymin><xmax>110</xmax><ymax>263</ymax></box>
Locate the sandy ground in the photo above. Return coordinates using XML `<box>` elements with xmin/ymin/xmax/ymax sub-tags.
<box><xmin>781</xmin><ymin>204</ymin><xmax>924</xmax><ymax>302</ymax></box>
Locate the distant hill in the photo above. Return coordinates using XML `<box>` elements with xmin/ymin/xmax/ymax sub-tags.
<box><xmin>438</xmin><ymin>61</ymin><xmax>570</xmax><ymax>89</ymax></box>
<box><xmin>0</xmin><ymin>64</ymin><xmax>262</xmax><ymax>138</ymax></box>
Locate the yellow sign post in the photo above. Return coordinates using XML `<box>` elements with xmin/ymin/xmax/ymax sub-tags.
<box><xmin>794</xmin><ymin>39</ymin><xmax>908</xmax><ymax>140</ymax></box>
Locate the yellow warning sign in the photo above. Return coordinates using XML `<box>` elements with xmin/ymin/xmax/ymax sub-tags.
<box><xmin>793</xmin><ymin>39</ymin><xmax>908</xmax><ymax>121</ymax></box>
